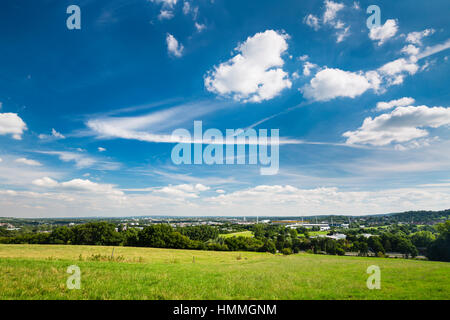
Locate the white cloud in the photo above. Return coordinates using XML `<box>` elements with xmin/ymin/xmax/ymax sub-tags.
<box><xmin>150</xmin><ymin>0</ymin><xmax>177</xmax><ymax>8</ymax></box>
<box><xmin>154</xmin><ymin>183</ymin><xmax>209</xmax><ymax>199</ymax></box>
<box><xmin>417</xmin><ymin>38</ymin><xmax>450</xmax><ymax>59</ymax></box>
<box><xmin>182</xmin><ymin>1</ymin><xmax>198</xmax><ymax>18</ymax></box>
<box><xmin>51</xmin><ymin>129</ymin><xmax>65</xmax><ymax>139</ymax></box>
<box><xmin>195</xmin><ymin>22</ymin><xmax>206</xmax><ymax>32</ymax></box>
<box><xmin>401</xmin><ymin>44</ymin><xmax>420</xmax><ymax>56</ymax></box>
<box><xmin>205</xmin><ymin>30</ymin><xmax>292</xmax><ymax>103</ymax></box>
<box><xmin>376</xmin><ymin>97</ymin><xmax>415</xmax><ymax>111</ymax></box>
<box><xmin>304</xmin><ymin>1</ymin><xmax>350</xmax><ymax>43</ymax></box>
<box><xmin>336</xmin><ymin>24</ymin><xmax>350</xmax><ymax>43</ymax></box>
<box><xmin>182</xmin><ymin>1</ymin><xmax>190</xmax><ymax>15</ymax></box>
<box><xmin>38</xmin><ymin>151</ymin><xmax>119</xmax><ymax>170</ymax></box>
<box><xmin>32</xmin><ymin>177</ymin><xmax>125</xmax><ymax>198</ymax></box>
<box><xmin>343</xmin><ymin>105</ymin><xmax>450</xmax><ymax>146</ymax></box>
<box><xmin>158</xmin><ymin>10</ymin><xmax>174</xmax><ymax>20</ymax></box>
<box><xmin>298</xmin><ymin>55</ymin><xmax>309</xmax><ymax>61</ymax></box>
<box><xmin>302</xmin><ymin>61</ymin><xmax>318</xmax><ymax>76</ymax></box>
<box><xmin>206</xmin><ymin>184</ymin><xmax>450</xmax><ymax>216</ymax></box>
<box><xmin>0</xmin><ymin>113</ymin><xmax>27</xmax><ymax>140</ymax></box>
<box><xmin>87</xmin><ymin>106</ymin><xmax>300</xmax><ymax>145</ymax></box>
<box><xmin>323</xmin><ymin>0</ymin><xmax>344</xmax><ymax>24</ymax></box>
<box><xmin>60</xmin><ymin>179</ymin><xmax>124</xmax><ymax>196</ymax></box>
<box><xmin>15</xmin><ymin>158</ymin><xmax>42</xmax><ymax>166</ymax></box>
<box><xmin>368</xmin><ymin>19</ymin><xmax>398</xmax><ymax>46</ymax></box>
<box><xmin>406</xmin><ymin>28</ymin><xmax>435</xmax><ymax>45</ymax></box>
<box><xmin>98</xmin><ymin>147</ymin><xmax>106</xmax><ymax>152</ymax></box>
<box><xmin>302</xmin><ymin>68</ymin><xmax>375</xmax><ymax>101</ymax></box>
<box><xmin>378</xmin><ymin>57</ymin><xmax>418</xmax><ymax>85</ymax></box>
<box><xmin>304</xmin><ymin>14</ymin><xmax>320</xmax><ymax>31</ymax></box>
<box><xmin>32</xmin><ymin>177</ymin><xmax>58</xmax><ymax>187</ymax></box>
<box><xmin>378</xmin><ymin>58</ymin><xmax>418</xmax><ymax>76</ymax></box>
<box><xmin>302</xmin><ymin>37</ymin><xmax>449</xmax><ymax>103</ymax></box>
<box><xmin>39</xmin><ymin>128</ymin><xmax>65</xmax><ymax>140</ymax></box>
<box><xmin>166</xmin><ymin>33</ymin><xmax>184</xmax><ymax>57</ymax></box>
<box><xmin>86</xmin><ymin>102</ymin><xmax>221</xmax><ymax>143</ymax></box>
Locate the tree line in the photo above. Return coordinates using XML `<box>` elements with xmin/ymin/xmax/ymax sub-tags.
<box><xmin>0</xmin><ymin>220</ymin><xmax>448</xmax><ymax>262</ymax></box>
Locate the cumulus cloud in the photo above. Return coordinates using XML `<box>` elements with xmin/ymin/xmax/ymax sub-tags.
<box><xmin>302</xmin><ymin>68</ymin><xmax>375</xmax><ymax>101</ymax></box>
<box><xmin>0</xmin><ymin>113</ymin><xmax>27</xmax><ymax>140</ymax></box>
<box><xmin>401</xmin><ymin>44</ymin><xmax>420</xmax><ymax>56</ymax></box>
<box><xmin>32</xmin><ymin>177</ymin><xmax>124</xmax><ymax>200</ymax></box>
<box><xmin>205</xmin><ymin>30</ymin><xmax>292</xmax><ymax>103</ymax></box>
<box><xmin>368</xmin><ymin>19</ymin><xmax>398</xmax><ymax>46</ymax></box>
<box><xmin>206</xmin><ymin>184</ymin><xmax>450</xmax><ymax>216</ymax></box>
<box><xmin>302</xmin><ymin>61</ymin><xmax>318</xmax><ymax>76</ymax></box>
<box><xmin>32</xmin><ymin>177</ymin><xmax>59</xmax><ymax>187</ymax></box>
<box><xmin>166</xmin><ymin>33</ymin><xmax>184</xmax><ymax>57</ymax></box>
<box><xmin>154</xmin><ymin>183</ymin><xmax>210</xmax><ymax>199</ymax></box>
<box><xmin>60</xmin><ymin>179</ymin><xmax>124</xmax><ymax>196</ymax></box>
<box><xmin>406</xmin><ymin>28</ymin><xmax>435</xmax><ymax>45</ymax></box>
<box><xmin>15</xmin><ymin>158</ymin><xmax>42</xmax><ymax>166</ymax></box>
<box><xmin>302</xmin><ymin>55</ymin><xmax>422</xmax><ymax>102</ymax></box>
<box><xmin>343</xmin><ymin>105</ymin><xmax>450</xmax><ymax>146</ymax></box>
<box><xmin>304</xmin><ymin>14</ymin><xmax>320</xmax><ymax>31</ymax></box>
<box><xmin>378</xmin><ymin>58</ymin><xmax>419</xmax><ymax>85</ymax></box>
<box><xmin>376</xmin><ymin>97</ymin><xmax>415</xmax><ymax>111</ymax></box>
<box><xmin>323</xmin><ymin>0</ymin><xmax>344</xmax><ymax>24</ymax></box>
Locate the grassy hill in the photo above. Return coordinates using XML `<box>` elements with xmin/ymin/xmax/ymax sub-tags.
<box><xmin>0</xmin><ymin>244</ymin><xmax>449</xmax><ymax>300</ymax></box>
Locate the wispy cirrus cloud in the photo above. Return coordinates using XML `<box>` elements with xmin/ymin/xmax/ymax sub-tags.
<box><xmin>36</xmin><ymin>150</ymin><xmax>120</xmax><ymax>170</ymax></box>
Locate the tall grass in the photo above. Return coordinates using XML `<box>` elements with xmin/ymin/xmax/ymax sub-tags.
<box><xmin>0</xmin><ymin>244</ymin><xmax>448</xmax><ymax>300</ymax></box>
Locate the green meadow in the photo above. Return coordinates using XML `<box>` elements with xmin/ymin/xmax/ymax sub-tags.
<box><xmin>219</xmin><ymin>231</ymin><xmax>254</xmax><ymax>238</ymax></box>
<box><xmin>0</xmin><ymin>244</ymin><xmax>449</xmax><ymax>300</ymax></box>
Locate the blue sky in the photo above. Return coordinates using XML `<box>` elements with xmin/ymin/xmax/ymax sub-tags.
<box><xmin>0</xmin><ymin>0</ymin><xmax>450</xmax><ymax>217</ymax></box>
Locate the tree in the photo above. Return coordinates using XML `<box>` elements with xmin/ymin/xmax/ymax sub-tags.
<box><xmin>71</xmin><ymin>222</ymin><xmax>123</xmax><ymax>246</ymax></box>
<box><xmin>178</xmin><ymin>225</ymin><xmax>219</xmax><ymax>242</ymax></box>
<box><xmin>260</xmin><ymin>239</ymin><xmax>276</xmax><ymax>254</ymax></box>
<box><xmin>427</xmin><ymin>221</ymin><xmax>450</xmax><ymax>262</ymax></box>
<box><xmin>49</xmin><ymin>226</ymin><xmax>74</xmax><ymax>244</ymax></box>
<box><xmin>368</xmin><ymin>236</ymin><xmax>385</xmax><ymax>254</ymax></box>
<box><xmin>359</xmin><ymin>242</ymin><xmax>369</xmax><ymax>256</ymax></box>
<box><xmin>138</xmin><ymin>224</ymin><xmax>192</xmax><ymax>249</ymax></box>
<box><xmin>410</xmin><ymin>231</ymin><xmax>435</xmax><ymax>248</ymax></box>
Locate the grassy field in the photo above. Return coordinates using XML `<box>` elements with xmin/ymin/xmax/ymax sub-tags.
<box><xmin>219</xmin><ymin>230</ymin><xmax>254</xmax><ymax>238</ymax></box>
<box><xmin>0</xmin><ymin>244</ymin><xmax>449</xmax><ymax>300</ymax></box>
<box><xmin>306</xmin><ymin>231</ymin><xmax>329</xmax><ymax>236</ymax></box>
